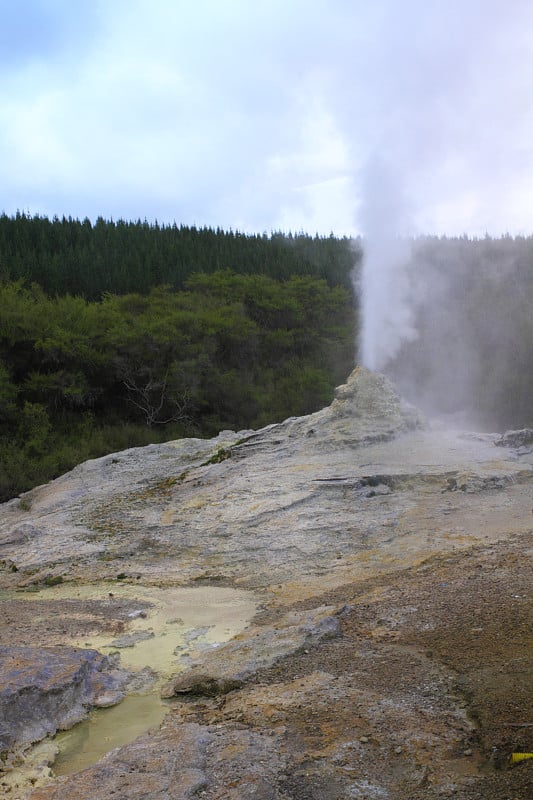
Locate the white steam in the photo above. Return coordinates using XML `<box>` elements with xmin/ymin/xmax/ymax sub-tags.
<box><xmin>359</xmin><ymin>235</ymin><xmax>416</xmax><ymax>371</ymax></box>
<box><xmin>350</xmin><ymin>5</ymin><xmax>533</xmax><ymax>430</ymax></box>
<box><xmin>357</xmin><ymin>157</ymin><xmax>419</xmax><ymax>371</ymax></box>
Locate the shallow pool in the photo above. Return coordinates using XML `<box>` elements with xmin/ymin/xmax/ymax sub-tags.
<box><xmin>27</xmin><ymin>583</ymin><xmax>257</xmax><ymax>777</ymax></box>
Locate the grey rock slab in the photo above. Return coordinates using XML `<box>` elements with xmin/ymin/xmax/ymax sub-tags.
<box><xmin>496</xmin><ymin>427</ymin><xmax>533</xmax><ymax>448</ymax></box>
<box><xmin>0</xmin><ymin>646</ymin><xmax>132</xmax><ymax>766</ymax></box>
<box><xmin>0</xmin><ymin>368</ymin><xmax>530</xmax><ymax>592</ymax></box>
<box><xmin>109</xmin><ymin>630</ymin><xmax>155</xmax><ymax>648</ymax></box>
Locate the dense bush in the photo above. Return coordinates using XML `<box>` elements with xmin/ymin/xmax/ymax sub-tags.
<box><xmin>0</xmin><ymin>271</ymin><xmax>355</xmax><ymax>500</ymax></box>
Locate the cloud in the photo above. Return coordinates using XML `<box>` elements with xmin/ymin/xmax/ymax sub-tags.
<box><xmin>0</xmin><ymin>0</ymin><xmax>102</xmax><ymax>68</ymax></box>
<box><xmin>342</xmin><ymin>0</ymin><xmax>533</xmax><ymax>235</ymax></box>
<box><xmin>1</xmin><ymin>1</ymin><xmax>533</xmax><ymax>234</ymax></box>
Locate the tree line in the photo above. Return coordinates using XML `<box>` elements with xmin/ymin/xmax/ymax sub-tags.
<box><xmin>0</xmin><ymin>212</ymin><xmax>357</xmax><ymax>299</ymax></box>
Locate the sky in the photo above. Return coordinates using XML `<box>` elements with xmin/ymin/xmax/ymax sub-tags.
<box><xmin>2</xmin><ymin>0</ymin><xmax>533</xmax><ymax>237</ymax></box>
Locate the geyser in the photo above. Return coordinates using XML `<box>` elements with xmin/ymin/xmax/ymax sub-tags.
<box><xmin>358</xmin><ymin>234</ymin><xmax>416</xmax><ymax>371</ymax></box>
<box><xmin>356</xmin><ymin>156</ymin><xmax>417</xmax><ymax>372</ymax></box>
<box><xmin>355</xmin><ymin>221</ymin><xmax>533</xmax><ymax>430</ymax></box>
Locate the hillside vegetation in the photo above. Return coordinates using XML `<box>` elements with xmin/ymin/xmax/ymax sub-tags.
<box><xmin>0</xmin><ymin>214</ymin><xmax>532</xmax><ymax>501</ymax></box>
<box><xmin>0</xmin><ymin>215</ymin><xmax>357</xmax><ymax>500</ymax></box>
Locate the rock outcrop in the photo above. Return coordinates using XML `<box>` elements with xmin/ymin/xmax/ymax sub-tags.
<box><xmin>0</xmin><ymin>367</ymin><xmax>531</xmax><ymax>800</ymax></box>
<box><xmin>161</xmin><ymin>604</ymin><xmax>344</xmax><ymax>698</ymax></box>
<box><xmin>0</xmin><ymin>646</ymin><xmax>132</xmax><ymax>769</ymax></box>
<box><xmin>496</xmin><ymin>427</ymin><xmax>533</xmax><ymax>450</ymax></box>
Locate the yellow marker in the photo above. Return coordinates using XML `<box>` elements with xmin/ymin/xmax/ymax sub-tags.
<box><xmin>511</xmin><ymin>753</ymin><xmax>533</xmax><ymax>763</ymax></box>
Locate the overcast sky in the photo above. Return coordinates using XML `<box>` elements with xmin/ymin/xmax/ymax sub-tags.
<box><xmin>2</xmin><ymin>0</ymin><xmax>533</xmax><ymax>236</ymax></box>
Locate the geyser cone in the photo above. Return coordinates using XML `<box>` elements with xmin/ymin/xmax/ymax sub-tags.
<box><xmin>271</xmin><ymin>366</ymin><xmax>424</xmax><ymax>450</ymax></box>
<box><xmin>330</xmin><ymin>367</ymin><xmax>416</xmax><ymax>419</ymax></box>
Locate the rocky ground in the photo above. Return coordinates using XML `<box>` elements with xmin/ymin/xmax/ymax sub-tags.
<box><xmin>0</xmin><ymin>368</ymin><xmax>531</xmax><ymax>799</ymax></box>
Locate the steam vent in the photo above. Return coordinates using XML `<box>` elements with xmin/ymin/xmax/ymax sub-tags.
<box><xmin>1</xmin><ymin>367</ymin><xmax>532</xmax><ymax>799</ymax></box>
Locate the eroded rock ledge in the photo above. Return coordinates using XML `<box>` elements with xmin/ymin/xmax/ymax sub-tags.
<box><xmin>161</xmin><ymin>604</ymin><xmax>344</xmax><ymax>698</ymax></box>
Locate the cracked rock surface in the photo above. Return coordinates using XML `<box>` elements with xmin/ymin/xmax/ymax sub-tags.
<box><xmin>0</xmin><ymin>367</ymin><xmax>531</xmax><ymax>799</ymax></box>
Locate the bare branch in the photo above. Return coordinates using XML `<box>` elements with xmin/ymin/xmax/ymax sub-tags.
<box><xmin>122</xmin><ymin>369</ymin><xmax>192</xmax><ymax>427</ymax></box>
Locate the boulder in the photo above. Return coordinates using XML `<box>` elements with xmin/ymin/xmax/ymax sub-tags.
<box><xmin>496</xmin><ymin>428</ymin><xmax>533</xmax><ymax>449</ymax></box>
<box><xmin>0</xmin><ymin>646</ymin><xmax>131</xmax><ymax>767</ymax></box>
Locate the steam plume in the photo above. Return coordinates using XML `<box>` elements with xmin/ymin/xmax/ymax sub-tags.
<box><xmin>357</xmin><ymin>157</ymin><xmax>418</xmax><ymax>371</ymax></box>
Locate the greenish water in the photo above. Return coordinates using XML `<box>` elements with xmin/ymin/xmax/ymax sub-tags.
<box><xmin>52</xmin><ymin>693</ymin><xmax>170</xmax><ymax>776</ymax></box>
<box><xmin>22</xmin><ymin>583</ymin><xmax>257</xmax><ymax>778</ymax></box>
